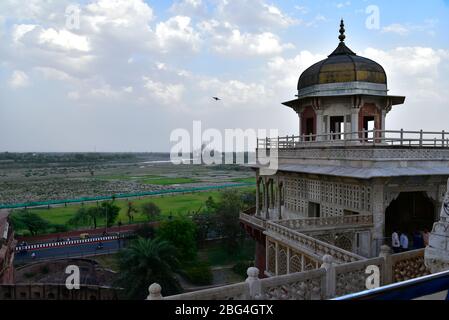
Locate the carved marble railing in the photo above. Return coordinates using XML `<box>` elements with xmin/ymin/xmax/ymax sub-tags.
<box><xmin>275</xmin><ymin>214</ymin><xmax>373</xmax><ymax>232</ymax></box>
<box><xmin>163</xmin><ymin>282</ymin><xmax>250</xmax><ymax>300</ymax></box>
<box><xmin>150</xmin><ymin>247</ymin><xmax>435</xmax><ymax>300</ymax></box>
<box><xmin>265</xmin><ymin>221</ymin><xmax>365</xmax><ymax>264</ymax></box>
<box><xmin>239</xmin><ymin>212</ymin><xmax>266</xmax><ymax>229</ymax></box>
<box><xmin>388</xmin><ymin>248</ymin><xmax>430</xmax><ymax>283</ymax></box>
<box><xmin>151</xmin><ymin>266</ymin><xmax>327</xmax><ymax>301</ymax></box>
<box><xmin>256</xmin><ymin>268</ymin><xmax>326</xmax><ymax>300</ymax></box>
<box><xmin>334</xmin><ymin>257</ymin><xmax>385</xmax><ymax>297</ymax></box>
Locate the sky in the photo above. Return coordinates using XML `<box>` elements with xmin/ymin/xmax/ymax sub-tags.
<box><xmin>0</xmin><ymin>0</ymin><xmax>449</xmax><ymax>152</ymax></box>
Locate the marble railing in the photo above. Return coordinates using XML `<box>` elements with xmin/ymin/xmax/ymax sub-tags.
<box><xmin>150</xmin><ymin>246</ymin><xmax>433</xmax><ymax>300</ymax></box>
<box><xmin>256</xmin><ymin>268</ymin><xmax>326</xmax><ymax>300</ymax></box>
<box><xmin>275</xmin><ymin>214</ymin><xmax>373</xmax><ymax>231</ymax></box>
<box><xmin>384</xmin><ymin>248</ymin><xmax>430</xmax><ymax>283</ymax></box>
<box><xmin>265</xmin><ymin>221</ymin><xmax>365</xmax><ymax>264</ymax></box>
<box><xmin>162</xmin><ymin>282</ymin><xmax>250</xmax><ymax>300</ymax></box>
<box><xmin>239</xmin><ymin>212</ymin><xmax>266</xmax><ymax>229</ymax></box>
<box><xmin>334</xmin><ymin>257</ymin><xmax>385</xmax><ymax>297</ymax></box>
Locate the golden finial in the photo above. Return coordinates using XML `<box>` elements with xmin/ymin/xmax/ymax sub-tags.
<box><xmin>339</xmin><ymin>19</ymin><xmax>346</xmax><ymax>42</ymax></box>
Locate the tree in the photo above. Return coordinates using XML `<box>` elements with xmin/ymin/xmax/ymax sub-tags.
<box><xmin>116</xmin><ymin>237</ymin><xmax>182</xmax><ymax>299</ymax></box>
<box><xmin>215</xmin><ymin>190</ymin><xmax>245</xmax><ymax>253</ymax></box>
<box><xmin>241</xmin><ymin>190</ymin><xmax>256</xmax><ymax>209</ymax></box>
<box><xmin>141</xmin><ymin>202</ymin><xmax>161</xmax><ymax>221</ymax></box>
<box><xmin>126</xmin><ymin>201</ymin><xmax>138</xmax><ymax>224</ymax></box>
<box><xmin>10</xmin><ymin>209</ymin><xmax>50</xmax><ymax>236</ymax></box>
<box><xmin>69</xmin><ymin>206</ymin><xmax>101</xmax><ymax>229</ymax></box>
<box><xmin>157</xmin><ymin>216</ymin><xmax>197</xmax><ymax>261</ymax></box>
<box><xmin>99</xmin><ymin>201</ymin><xmax>120</xmax><ymax>227</ymax></box>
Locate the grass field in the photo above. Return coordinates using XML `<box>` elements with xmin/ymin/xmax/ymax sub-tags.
<box><xmin>140</xmin><ymin>177</ymin><xmax>199</xmax><ymax>185</ymax></box>
<box><xmin>12</xmin><ymin>186</ymin><xmax>255</xmax><ymax>235</ymax></box>
<box><xmin>232</xmin><ymin>177</ymin><xmax>255</xmax><ymax>184</ymax></box>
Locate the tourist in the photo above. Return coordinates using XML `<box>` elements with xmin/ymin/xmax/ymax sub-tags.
<box><xmin>412</xmin><ymin>230</ymin><xmax>424</xmax><ymax>249</ymax></box>
<box><xmin>423</xmin><ymin>229</ymin><xmax>430</xmax><ymax>247</ymax></box>
<box><xmin>391</xmin><ymin>230</ymin><xmax>401</xmax><ymax>253</ymax></box>
<box><xmin>400</xmin><ymin>232</ymin><xmax>409</xmax><ymax>252</ymax></box>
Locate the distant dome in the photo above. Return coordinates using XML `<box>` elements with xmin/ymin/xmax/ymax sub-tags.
<box><xmin>297</xmin><ymin>20</ymin><xmax>387</xmax><ymax>97</ymax></box>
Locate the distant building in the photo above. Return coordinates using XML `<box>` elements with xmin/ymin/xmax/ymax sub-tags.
<box><xmin>240</xmin><ymin>20</ymin><xmax>449</xmax><ymax>277</ymax></box>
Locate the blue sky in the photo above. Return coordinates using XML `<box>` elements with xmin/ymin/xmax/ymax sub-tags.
<box><xmin>0</xmin><ymin>0</ymin><xmax>449</xmax><ymax>152</ymax></box>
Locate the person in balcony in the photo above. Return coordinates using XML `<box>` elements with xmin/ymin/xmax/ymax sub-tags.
<box><xmin>422</xmin><ymin>229</ymin><xmax>430</xmax><ymax>247</ymax></box>
<box><xmin>392</xmin><ymin>230</ymin><xmax>401</xmax><ymax>253</ymax></box>
<box><xmin>412</xmin><ymin>230</ymin><xmax>424</xmax><ymax>249</ymax></box>
<box><xmin>400</xmin><ymin>232</ymin><xmax>409</xmax><ymax>252</ymax></box>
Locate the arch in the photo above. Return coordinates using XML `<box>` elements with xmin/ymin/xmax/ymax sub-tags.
<box><xmin>277</xmin><ymin>247</ymin><xmax>288</xmax><ymax>275</ymax></box>
<box><xmin>301</xmin><ymin>106</ymin><xmax>316</xmax><ymax>139</ymax></box>
<box><xmin>358</xmin><ymin>103</ymin><xmax>382</xmax><ymax>141</ymax></box>
<box><xmin>385</xmin><ymin>192</ymin><xmax>435</xmax><ymax>245</ymax></box>
<box><xmin>289</xmin><ymin>254</ymin><xmax>302</xmax><ymax>273</ymax></box>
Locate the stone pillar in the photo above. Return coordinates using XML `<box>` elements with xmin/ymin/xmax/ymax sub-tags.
<box><xmin>264</xmin><ymin>179</ymin><xmax>269</xmax><ymax>219</ymax></box>
<box><xmin>351</xmin><ymin>108</ymin><xmax>359</xmax><ymax>140</ymax></box>
<box><xmin>315</xmin><ymin>110</ymin><xmax>323</xmax><ymax>141</ymax></box>
<box><xmin>147</xmin><ymin>283</ymin><xmax>163</xmax><ymax>300</ymax></box>
<box><xmin>321</xmin><ymin>255</ymin><xmax>336</xmax><ymax>299</ymax></box>
<box><xmin>275</xmin><ymin>241</ymin><xmax>279</xmax><ymax>276</ymax></box>
<box><xmin>277</xmin><ymin>183</ymin><xmax>282</xmax><ymax>220</ymax></box>
<box><xmin>425</xmin><ymin>178</ymin><xmax>449</xmax><ymax>273</ymax></box>
<box><xmin>246</xmin><ymin>267</ymin><xmax>261</xmax><ymax>299</ymax></box>
<box><xmin>255</xmin><ymin>177</ymin><xmax>260</xmax><ymax>216</ymax></box>
<box><xmin>379</xmin><ymin>245</ymin><xmax>392</xmax><ymax>284</ymax></box>
<box><xmin>371</xmin><ymin>182</ymin><xmax>385</xmax><ymax>257</ymax></box>
<box><xmin>381</xmin><ymin>109</ymin><xmax>386</xmax><ymax>139</ymax></box>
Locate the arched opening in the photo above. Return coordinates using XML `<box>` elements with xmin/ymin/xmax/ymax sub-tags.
<box><xmin>358</xmin><ymin>103</ymin><xmax>381</xmax><ymax>141</ymax></box>
<box><xmin>301</xmin><ymin>106</ymin><xmax>316</xmax><ymax>140</ymax></box>
<box><xmin>385</xmin><ymin>192</ymin><xmax>435</xmax><ymax>240</ymax></box>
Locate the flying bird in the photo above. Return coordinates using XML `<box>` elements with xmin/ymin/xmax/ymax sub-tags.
<box><xmin>212</xmin><ymin>97</ymin><xmax>221</xmax><ymax>101</ymax></box>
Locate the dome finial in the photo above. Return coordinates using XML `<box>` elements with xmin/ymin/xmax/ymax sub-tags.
<box><xmin>339</xmin><ymin>19</ymin><xmax>346</xmax><ymax>42</ymax></box>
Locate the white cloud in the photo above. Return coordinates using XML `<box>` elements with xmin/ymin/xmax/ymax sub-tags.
<box><xmin>215</xmin><ymin>0</ymin><xmax>297</xmax><ymax>31</ymax></box>
<box><xmin>170</xmin><ymin>0</ymin><xmax>206</xmax><ymax>16</ymax></box>
<box><xmin>143</xmin><ymin>77</ymin><xmax>185</xmax><ymax>106</ymax></box>
<box><xmin>266</xmin><ymin>51</ymin><xmax>326</xmax><ymax>89</ymax></box>
<box><xmin>382</xmin><ymin>23</ymin><xmax>409</xmax><ymax>36</ymax></box>
<box><xmin>336</xmin><ymin>1</ymin><xmax>351</xmax><ymax>9</ymax></box>
<box><xmin>12</xmin><ymin>24</ymin><xmax>37</xmax><ymax>43</ymax></box>
<box><xmin>38</xmin><ymin>28</ymin><xmax>90</xmax><ymax>52</ymax></box>
<box><xmin>199</xmin><ymin>20</ymin><xmax>294</xmax><ymax>56</ymax></box>
<box><xmin>155</xmin><ymin>16</ymin><xmax>202</xmax><ymax>53</ymax></box>
<box><xmin>9</xmin><ymin>70</ymin><xmax>30</xmax><ymax>88</ymax></box>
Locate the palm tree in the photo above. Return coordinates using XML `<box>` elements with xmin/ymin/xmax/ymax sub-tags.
<box><xmin>116</xmin><ymin>237</ymin><xmax>182</xmax><ymax>299</ymax></box>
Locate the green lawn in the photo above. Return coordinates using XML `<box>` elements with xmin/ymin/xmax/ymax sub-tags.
<box><xmin>140</xmin><ymin>177</ymin><xmax>199</xmax><ymax>185</ymax></box>
<box><xmin>232</xmin><ymin>177</ymin><xmax>256</xmax><ymax>184</ymax></box>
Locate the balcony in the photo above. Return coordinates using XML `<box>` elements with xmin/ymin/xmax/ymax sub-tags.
<box><xmin>258</xmin><ymin>129</ymin><xmax>449</xmax><ymax>150</ymax></box>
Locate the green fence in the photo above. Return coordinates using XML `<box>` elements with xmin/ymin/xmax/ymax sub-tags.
<box><xmin>0</xmin><ymin>182</ymin><xmax>255</xmax><ymax>209</ymax></box>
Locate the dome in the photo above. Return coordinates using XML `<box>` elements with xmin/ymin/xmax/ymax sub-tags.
<box><xmin>297</xmin><ymin>20</ymin><xmax>387</xmax><ymax>97</ymax></box>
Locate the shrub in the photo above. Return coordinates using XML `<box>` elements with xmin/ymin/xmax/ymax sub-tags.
<box><xmin>183</xmin><ymin>262</ymin><xmax>213</xmax><ymax>286</ymax></box>
<box><xmin>232</xmin><ymin>260</ymin><xmax>254</xmax><ymax>277</ymax></box>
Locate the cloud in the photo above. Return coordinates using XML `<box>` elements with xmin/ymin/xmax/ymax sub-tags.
<box><xmin>215</xmin><ymin>0</ymin><xmax>297</xmax><ymax>31</ymax></box>
<box><xmin>382</xmin><ymin>23</ymin><xmax>409</xmax><ymax>36</ymax></box>
<box><xmin>198</xmin><ymin>20</ymin><xmax>294</xmax><ymax>56</ymax></box>
<box><xmin>9</xmin><ymin>70</ymin><xmax>30</xmax><ymax>88</ymax></box>
<box><xmin>170</xmin><ymin>0</ymin><xmax>207</xmax><ymax>16</ymax></box>
<box><xmin>142</xmin><ymin>76</ymin><xmax>186</xmax><ymax>106</ymax></box>
<box><xmin>155</xmin><ymin>16</ymin><xmax>202</xmax><ymax>53</ymax></box>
